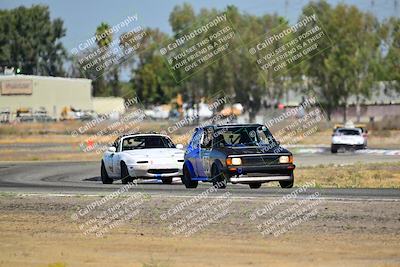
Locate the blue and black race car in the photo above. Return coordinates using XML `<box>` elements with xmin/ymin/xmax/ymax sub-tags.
<box><xmin>182</xmin><ymin>124</ymin><xmax>295</xmax><ymax>189</ymax></box>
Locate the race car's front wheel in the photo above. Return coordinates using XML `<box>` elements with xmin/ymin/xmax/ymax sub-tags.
<box><xmin>279</xmin><ymin>178</ymin><xmax>294</xmax><ymax>188</ymax></box>
<box><xmin>182</xmin><ymin>164</ymin><xmax>198</xmax><ymax>188</ymax></box>
<box><xmin>121</xmin><ymin>162</ymin><xmax>133</xmax><ymax>184</ymax></box>
<box><xmin>101</xmin><ymin>161</ymin><xmax>113</xmax><ymax>184</ymax></box>
<box><xmin>211</xmin><ymin>164</ymin><xmax>227</xmax><ymax>189</ymax></box>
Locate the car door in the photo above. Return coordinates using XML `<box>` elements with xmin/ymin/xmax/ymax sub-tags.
<box><xmin>104</xmin><ymin>149</ymin><xmax>115</xmax><ymax>175</ymax></box>
<box><xmin>112</xmin><ymin>139</ymin><xmax>123</xmax><ymax>177</ymax></box>
<box><xmin>199</xmin><ymin>128</ymin><xmax>213</xmax><ymax>178</ymax></box>
<box><xmin>185</xmin><ymin>128</ymin><xmax>203</xmax><ymax>178</ymax></box>
<box><xmin>104</xmin><ymin>139</ymin><xmax>119</xmax><ymax>177</ymax></box>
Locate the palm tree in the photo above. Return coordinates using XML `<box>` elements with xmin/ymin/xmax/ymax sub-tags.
<box><xmin>95</xmin><ymin>22</ymin><xmax>112</xmax><ymax>48</ymax></box>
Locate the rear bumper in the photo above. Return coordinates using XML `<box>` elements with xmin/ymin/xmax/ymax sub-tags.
<box><xmin>331</xmin><ymin>144</ymin><xmax>365</xmax><ymax>149</ymax></box>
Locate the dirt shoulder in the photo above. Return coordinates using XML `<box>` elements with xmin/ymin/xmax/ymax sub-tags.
<box><xmin>0</xmin><ymin>194</ymin><xmax>399</xmax><ymax>267</ymax></box>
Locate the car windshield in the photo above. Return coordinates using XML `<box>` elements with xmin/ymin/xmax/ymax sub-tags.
<box><xmin>213</xmin><ymin>126</ymin><xmax>276</xmax><ymax>147</ymax></box>
<box><xmin>122</xmin><ymin>136</ymin><xmax>175</xmax><ymax>150</ymax></box>
<box><xmin>337</xmin><ymin>129</ymin><xmax>361</xmax><ymax>136</ymax></box>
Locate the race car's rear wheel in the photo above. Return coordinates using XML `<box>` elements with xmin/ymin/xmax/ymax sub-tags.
<box><xmin>249</xmin><ymin>183</ymin><xmax>262</xmax><ymax>189</ymax></box>
<box><xmin>162</xmin><ymin>177</ymin><xmax>173</xmax><ymax>184</ymax></box>
<box><xmin>121</xmin><ymin>162</ymin><xmax>133</xmax><ymax>184</ymax></box>
<box><xmin>182</xmin><ymin>164</ymin><xmax>198</xmax><ymax>188</ymax></box>
<box><xmin>211</xmin><ymin>164</ymin><xmax>227</xmax><ymax>189</ymax></box>
<box><xmin>101</xmin><ymin>161</ymin><xmax>113</xmax><ymax>184</ymax></box>
<box><xmin>331</xmin><ymin>145</ymin><xmax>338</xmax><ymax>153</ymax></box>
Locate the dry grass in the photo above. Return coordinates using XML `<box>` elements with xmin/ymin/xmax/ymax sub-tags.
<box><xmin>1</xmin><ymin>121</ymin><xmax>400</xmax><ymax>148</ymax></box>
<box><xmin>0</xmin><ymin>151</ymin><xmax>98</xmax><ymax>162</ymax></box>
<box><xmin>295</xmin><ymin>162</ymin><xmax>400</xmax><ymax>188</ymax></box>
<box><xmin>0</xmin><ymin>120</ymin><xmax>193</xmax><ymax>146</ymax></box>
<box><xmin>367</xmin><ymin>130</ymin><xmax>400</xmax><ymax>148</ymax></box>
<box><xmin>0</xmin><ymin>134</ymin><xmax>81</xmax><ymax>144</ymax></box>
<box><xmin>0</xmin><ymin>120</ymin><xmax>190</xmax><ymax>136</ymax></box>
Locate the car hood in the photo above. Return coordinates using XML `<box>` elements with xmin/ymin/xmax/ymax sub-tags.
<box><xmin>122</xmin><ymin>148</ymin><xmax>184</xmax><ymax>158</ymax></box>
<box><xmin>217</xmin><ymin>145</ymin><xmax>291</xmax><ymax>155</ymax></box>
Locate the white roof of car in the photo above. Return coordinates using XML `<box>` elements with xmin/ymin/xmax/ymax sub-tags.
<box><xmin>120</xmin><ymin>133</ymin><xmax>169</xmax><ymax>139</ymax></box>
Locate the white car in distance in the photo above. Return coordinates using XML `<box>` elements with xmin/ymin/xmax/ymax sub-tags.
<box><xmin>331</xmin><ymin>127</ymin><xmax>367</xmax><ymax>153</ymax></box>
<box><xmin>101</xmin><ymin>133</ymin><xmax>184</xmax><ymax>184</ymax></box>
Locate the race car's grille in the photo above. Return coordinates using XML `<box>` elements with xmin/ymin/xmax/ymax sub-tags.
<box><xmin>241</xmin><ymin>155</ymin><xmax>280</xmax><ymax>166</ymax></box>
<box><xmin>148</xmin><ymin>169</ymin><xmax>179</xmax><ymax>174</ymax></box>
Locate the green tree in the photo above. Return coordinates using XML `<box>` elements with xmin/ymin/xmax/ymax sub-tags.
<box><xmin>225</xmin><ymin>6</ymin><xmax>286</xmax><ymax>121</ymax></box>
<box><xmin>166</xmin><ymin>3</ymin><xmax>285</xmax><ymax>121</ymax></box>
<box><xmin>95</xmin><ymin>22</ymin><xmax>112</xmax><ymax>48</ymax></box>
<box><xmin>130</xmin><ymin>28</ymin><xmax>177</xmax><ymax>105</ymax></box>
<box><xmin>381</xmin><ymin>17</ymin><xmax>400</xmax><ymax>92</ymax></box>
<box><xmin>300</xmin><ymin>1</ymin><xmax>381</xmax><ymax>121</ymax></box>
<box><xmin>91</xmin><ymin>22</ymin><xmax>112</xmax><ymax>96</ymax></box>
<box><xmin>0</xmin><ymin>5</ymin><xmax>66</xmax><ymax>76</ymax></box>
<box><xmin>169</xmin><ymin>3</ymin><xmax>196</xmax><ymax>34</ymax></box>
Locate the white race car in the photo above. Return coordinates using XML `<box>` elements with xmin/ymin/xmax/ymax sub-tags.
<box><xmin>101</xmin><ymin>133</ymin><xmax>184</xmax><ymax>184</ymax></box>
<box><xmin>331</xmin><ymin>127</ymin><xmax>367</xmax><ymax>153</ymax></box>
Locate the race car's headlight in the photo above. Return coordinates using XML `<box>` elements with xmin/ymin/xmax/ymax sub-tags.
<box><xmin>226</xmin><ymin>157</ymin><xmax>241</xmax><ymax>165</ymax></box>
<box><xmin>279</xmin><ymin>156</ymin><xmax>293</xmax><ymax>164</ymax></box>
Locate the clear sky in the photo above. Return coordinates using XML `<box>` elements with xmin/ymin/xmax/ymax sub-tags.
<box><xmin>1</xmin><ymin>0</ymin><xmax>399</xmax><ymax>53</ymax></box>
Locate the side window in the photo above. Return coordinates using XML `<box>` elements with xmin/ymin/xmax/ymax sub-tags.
<box><xmin>113</xmin><ymin>137</ymin><xmax>121</xmax><ymax>151</ymax></box>
<box><xmin>116</xmin><ymin>139</ymin><xmax>122</xmax><ymax>152</ymax></box>
<box><xmin>201</xmin><ymin>128</ymin><xmax>213</xmax><ymax>149</ymax></box>
<box><xmin>190</xmin><ymin>129</ymin><xmax>203</xmax><ymax>149</ymax></box>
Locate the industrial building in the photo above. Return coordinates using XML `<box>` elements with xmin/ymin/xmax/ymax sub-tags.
<box><xmin>0</xmin><ymin>75</ymin><xmax>92</xmax><ymax>120</ymax></box>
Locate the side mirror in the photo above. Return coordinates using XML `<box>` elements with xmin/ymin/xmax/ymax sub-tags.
<box><xmin>108</xmin><ymin>146</ymin><xmax>116</xmax><ymax>153</ymax></box>
<box><xmin>176</xmin><ymin>144</ymin><xmax>184</xmax><ymax>149</ymax></box>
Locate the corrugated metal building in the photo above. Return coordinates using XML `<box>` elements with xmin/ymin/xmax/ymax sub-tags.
<box><xmin>0</xmin><ymin>75</ymin><xmax>92</xmax><ymax>119</ymax></box>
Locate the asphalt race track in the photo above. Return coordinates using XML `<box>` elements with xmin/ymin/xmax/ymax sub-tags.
<box><xmin>0</xmin><ymin>152</ymin><xmax>399</xmax><ymax>200</ymax></box>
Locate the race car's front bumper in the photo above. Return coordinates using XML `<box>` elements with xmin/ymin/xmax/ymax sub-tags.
<box><xmin>225</xmin><ymin>164</ymin><xmax>295</xmax><ymax>184</ymax></box>
<box><xmin>229</xmin><ymin>175</ymin><xmax>292</xmax><ymax>183</ymax></box>
<box><xmin>127</xmin><ymin>161</ymin><xmax>183</xmax><ymax>179</ymax></box>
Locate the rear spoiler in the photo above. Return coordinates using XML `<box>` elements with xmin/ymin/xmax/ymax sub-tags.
<box><xmin>334</xmin><ymin>124</ymin><xmax>368</xmax><ymax>133</ymax></box>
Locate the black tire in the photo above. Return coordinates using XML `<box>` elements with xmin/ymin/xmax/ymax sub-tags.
<box><xmin>181</xmin><ymin>164</ymin><xmax>198</xmax><ymax>188</ymax></box>
<box><xmin>249</xmin><ymin>183</ymin><xmax>262</xmax><ymax>189</ymax></box>
<box><xmin>162</xmin><ymin>177</ymin><xmax>173</xmax><ymax>184</ymax></box>
<box><xmin>211</xmin><ymin>164</ymin><xmax>227</xmax><ymax>189</ymax></box>
<box><xmin>101</xmin><ymin>161</ymin><xmax>113</xmax><ymax>184</ymax></box>
<box><xmin>331</xmin><ymin>145</ymin><xmax>338</xmax><ymax>153</ymax></box>
<box><xmin>279</xmin><ymin>179</ymin><xmax>294</xmax><ymax>188</ymax></box>
<box><xmin>121</xmin><ymin>162</ymin><xmax>133</xmax><ymax>184</ymax></box>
